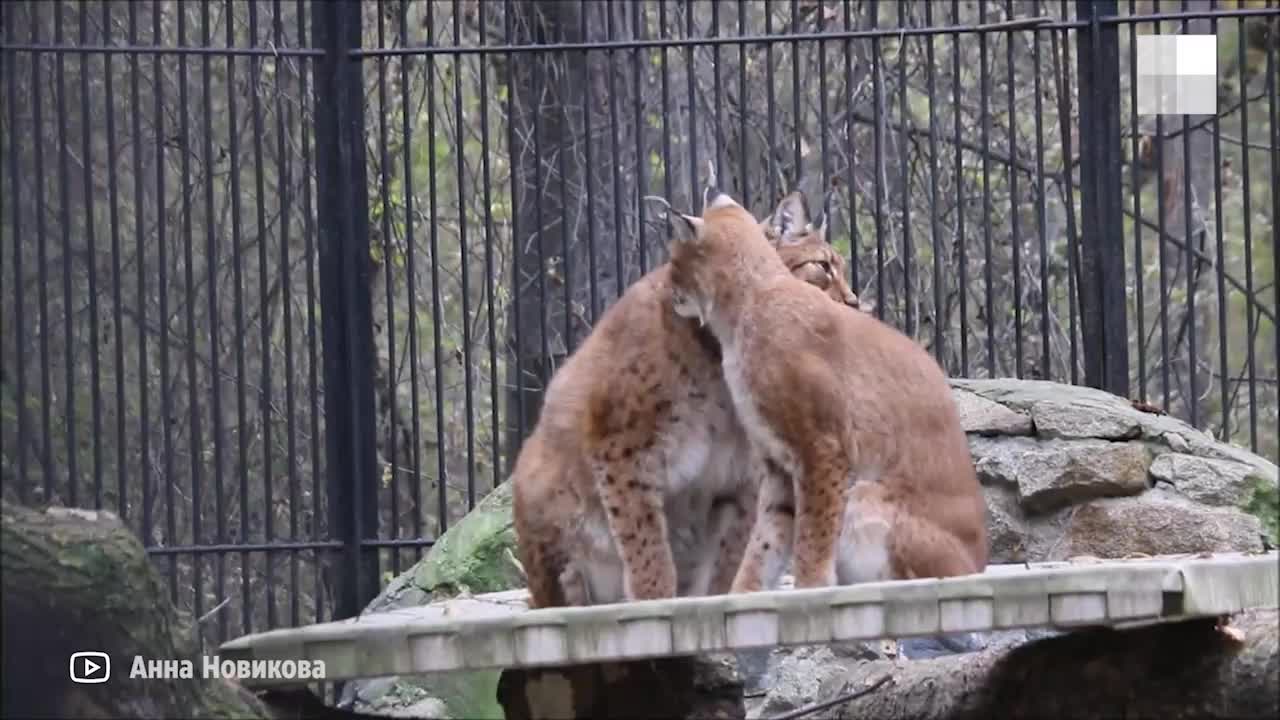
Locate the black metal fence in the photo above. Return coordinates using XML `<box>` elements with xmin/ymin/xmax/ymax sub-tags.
<box><xmin>2</xmin><ymin>0</ymin><xmax>1277</xmax><ymax>648</ymax></box>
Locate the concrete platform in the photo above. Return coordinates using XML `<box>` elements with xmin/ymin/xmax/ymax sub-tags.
<box><xmin>219</xmin><ymin>551</ymin><xmax>1278</xmax><ymax>688</ymax></box>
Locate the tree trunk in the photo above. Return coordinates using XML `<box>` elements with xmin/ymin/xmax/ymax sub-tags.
<box><xmin>827</xmin><ymin>612</ymin><xmax>1278</xmax><ymax>720</ymax></box>
<box><xmin>503</xmin><ymin>0</ymin><xmax>642</xmax><ymax>460</ymax></box>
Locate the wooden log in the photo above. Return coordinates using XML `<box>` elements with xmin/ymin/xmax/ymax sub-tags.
<box><xmin>496</xmin><ymin>655</ymin><xmax>745</xmax><ymax>720</ymax></box>
<box><xmin>824</xmin><ymin>611</ymin><xmax>1278</xmax><ymax>720</ymax></box>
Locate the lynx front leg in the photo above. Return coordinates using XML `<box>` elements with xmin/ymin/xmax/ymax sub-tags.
<box><xmin>592</xmin><ymin>457</ymin><xmax>678</xmax><ymax>600</ymax></box>
<box><xmin>790</xmin><ymin>450</ymin><xmax>846</xmax><ymax>588</ymax></box>
<box><xmin>730</xmin><ymin>458</ymin><xmax>795</xmax><ymax>594</ymax></box>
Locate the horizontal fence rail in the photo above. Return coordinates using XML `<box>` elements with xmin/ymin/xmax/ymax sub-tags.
<box><xmin>2</xmin><ymin>0</ymin><xmax>1277</xmax><ymax>649</ymax></box>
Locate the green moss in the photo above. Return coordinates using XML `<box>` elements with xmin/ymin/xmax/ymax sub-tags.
<box><xmin>413</xmin><ymin>481</ymin><xmax>520</xmax><ymax>599</ymax></box>
<box><xmin>1243</xmin><ymin>477</ymin><xmax>1280</xmax><ymax>546</ymax></box>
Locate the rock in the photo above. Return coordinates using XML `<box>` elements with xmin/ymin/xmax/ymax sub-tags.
<box><xmin>952</xmin><ymin>377</ymin><xmax>1208</xmax><ymax>445</ymax></box>
<box><xmin>390</xmin><ymin>697</ymin><xmax>450</xmax><ymax>718</ymax></box>
<box><xmin>1056</xmin><ymin>488</ymin><xmax>1266</xmax><ymax>559</ymax></box>
<box><xmin>969</xmin><ymin>437</ymin><xmax>1151</xmax><ymax>515</ymax></box>
<box><xmin>981</xmin><ymin>486</ymin><xmax>1030</xmax><ymax>563</ymax></box>
<box><xmin>952</xmin><ymin>389</ymin><xmax>1033</xmax><ymax>436</ymax></box>
<box><xmin>410</xmin><ymin>480</ymin><xmax>521</xmax><ymax>602</ymax></box>
<box><xmin>1149</xmin><ymin>452</ymin><xmax>1266</xmax><ymax>507</ymax></box>
<box><xmin>340</xmin><ymin>481</ymin><xmax>520</xmax><ymax>718</ymax></box>
<box><xmin>745</xmin><ymin>644</ymin><xmax>889</xmax><ymax>720</ymax></box>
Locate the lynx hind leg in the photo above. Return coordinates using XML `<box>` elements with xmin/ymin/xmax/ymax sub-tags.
<box><xmin>558</xmin><ymin>563</ymin><xmax>593</xmax><ymax>606</ymax></box>
<box><xmin>520</xmin><ymin>539</ymin><xmax>570</xmax><ymax>609</ymax></box>
<box><xmin>882</xmin><ymin>508</ymin><xmax>989</xmax><ymax>660</ymax></box>
<box><xmin>835</xmin><ymin>504</ymin><xmax>896</xmax><ymax>585</ymax></box>
<box><xmin>730</xmin><ymin>460</ymin><xmax>796</xmax><ymax>594</ymax></box>
<box><xmin>698</xmin><ymin>486</ymin><xmax>759</xmax><ymax>596</ymax></box>
<box><xmin>888</xmin><ymin>511</ymin><xmax>985</xmax><ymax>580</ymax></box>
<box><xmin>838</xmin><ymin>489</ymin><xmax>982</xmax><ymax>584</ymax></box>
<box><xmin>591</xmin><ymin>453</ymin><xmax>678</xmax><ymax>601</ymax></box>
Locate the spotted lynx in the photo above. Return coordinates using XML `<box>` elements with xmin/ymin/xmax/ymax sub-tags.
<box><xmin>512</xmin><ymin>188</ymin><xmax>861</xmax><ymax>608</ymax></box>
<box><xmin>663</xmin><ymin>191</ymin><xmax>987</xmax><ymax>592</ymax></box>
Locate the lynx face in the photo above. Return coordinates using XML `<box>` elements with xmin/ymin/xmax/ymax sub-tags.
<box><xmin>764</xmin><ymin>190</ymin><xmax>860</xmax><ymax>310</ymax></box>
<box><xmin>668</xmin><ymin>190</ymin><xmax>860</xmax><ymax>324</ymax></box>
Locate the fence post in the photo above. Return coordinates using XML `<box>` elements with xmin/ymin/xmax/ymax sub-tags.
<box><xmin>312</xmin><ymin>0</ymin><xmax>380</xmax><ymax>622</ymax></box>
<box><xmin>1075</xmin><ymin>0</ymin><xmax>1130</xmax><ymax>397</ymax></box>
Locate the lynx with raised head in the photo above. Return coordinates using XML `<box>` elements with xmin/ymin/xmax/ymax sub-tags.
<box><xmin>662</xmin><ymin>190</ymin><xmax>987</xmax><ymax>592</ymax></box>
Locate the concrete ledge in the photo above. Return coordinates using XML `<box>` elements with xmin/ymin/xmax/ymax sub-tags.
<box><xmin>219</xmin><ymin>551</ymin><xmax>1278</xmax><ymax>688</ymax></box>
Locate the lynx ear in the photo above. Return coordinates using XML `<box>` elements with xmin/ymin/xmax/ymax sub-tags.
<box><xmin>702</xmin><ymin>160</ymin><xmax>721</xmax><ymax>212</ymax></box>
<box><xmin>766</xmin><ymin>192</ymin><xmax>811</xmax><ymax>246</ymax></box>
<box><xmin>812</xmin><ymin>184</ymin><xmax>839</xmax><ymax>243</ymax></box>
<box><xmin>645</xmin><ymin>195</ymin><xmax>703</xmax><ymax>249</ymax></box>
<box><xmin>667</xmin><ymin>210</ymin><xmax>703</xmax><ymax>248</ymax></box>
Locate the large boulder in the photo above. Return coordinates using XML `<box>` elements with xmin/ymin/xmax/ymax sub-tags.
<box><xmin>952</xmin><ymin>378</ymin><xmax>1277</xmax><ymax>562</ymax></box>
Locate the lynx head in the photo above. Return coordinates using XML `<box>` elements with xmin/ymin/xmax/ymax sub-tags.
<box><xmin>654</xmin><ymin>191</ymin><xmax>784</xmax><ymax>327</ymax></box>
<box><xmin>761</xmin><ymin>190</ymin><xmax>861</xmax><ymax>310</ymax></box>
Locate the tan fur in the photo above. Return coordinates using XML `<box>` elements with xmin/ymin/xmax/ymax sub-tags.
<box><xmin>664</xmin><ymin>193</ymin><xmax>987</xmax><ymax>592</ymax></box>
<box><xmin>512</xmin><ymin>191</ymin><xmax>860</xmax><ymax>608</ymax></box>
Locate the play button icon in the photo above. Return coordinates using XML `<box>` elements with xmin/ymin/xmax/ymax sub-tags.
<box><xmin>69</xmin><ymin>652</ymin><xmax>111</xmax><ymax>683</ymax></box>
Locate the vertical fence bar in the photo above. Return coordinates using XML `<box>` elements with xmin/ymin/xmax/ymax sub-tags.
<box><xmin>54</xmin><ymin>2</ymin><xmax>79</xmax><ymax>509</ymax></box>
<box><xmin>952</xmin><ymin>0</ymin><xmax>969</xmax><ymax>375</ymax></box>
<box><xmin>396</xmin><ymin>0</ymin><xmax>424</xmax><ymax>553</ymax></box>
<box><xmin>374</xmin><ymin>0</ymin><xmax>398</xmax><ymax>572</ymax></box>
<box><xmin>1207</xmin><ymin>0</ymin><xmax>1228</xmax><ymax>440</ymax></box>
<box><xmin>1127</xmin><ymin>0</ymin><xmax>1147</xmax><ymax>401</ymax></box>
<box><xmin>1074</xmin><ymin>0</ymin><xmax>1128</xmax><ymax>396</ymax></box>
<box><xmin>1269</xmin><ymin>8</ymin><xmax>1280</xmax><ymax>460</ymax></box>
<box><xmin>478</xmin><ymin>0</ymin><xmax>501</xmax><ymax>489</ymax></box>
<box><xmin>1006</xmin><ymin>0</ymin><xmax>1022</xmax><ymax>377</ymax></box>
<box><xmin>5</xmin><ymin>2</ymin><xmax>28</xmax><ymax>506</ymax></box>
<box><xmin>925</xmin><ymin>1</ymin><xmax>944</xmax><ymax>361</ymax></box>
<box><xmin>1235</xmin><ymin>12</ymin><xmax>1258</xmax><ymax>449</ymax></box>
<box><xmin>979</xmin><ymin>1</ymin><xmax>995</xmax><ymax>375</ymax></box>
<box><xmin>176</xmin><ymin>0</ymin><xmax>203</xmax><ymax>640</ymax></box>
<box><xmin>312</xmin><ymin>0</ymin><xmax>380</xmax><ymax>622</ymax></box>
<box><xmin>457</xmin><ymin>4</ymin><xmax>478</xmax><ymax>512</ymax></box>
<box><xmin>199</xmin><ymin>0</ymin><xmax>230</xmax><ymax>642</ymax></box>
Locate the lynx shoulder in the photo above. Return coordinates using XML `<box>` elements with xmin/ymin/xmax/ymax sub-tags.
<box><xmin>663</xmin><ymin>191</ymin><xmax>987</xmax><ymax>592</ymax></box>
<box><xmin>512</xmin><ymin>189</ymin><xmax>861</xmax><ymax>608</ymax></box>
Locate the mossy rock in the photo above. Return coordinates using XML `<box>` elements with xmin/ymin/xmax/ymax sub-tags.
<box><xmin>341</xmin><ymin>481</ymin><xmax>522</xmax><ymax>719</ymax></box>
<box><xmin>1244</xmin><ymin>477</ymin><xmax>1280</xmax><ymax>546</ymax></box>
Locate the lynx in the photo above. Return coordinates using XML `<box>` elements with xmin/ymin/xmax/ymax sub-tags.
<box><xmin>512</xmin><ymin>188</ymin><xmax>861</xmax><ymax>608</ymax></box>
<box><xmin>662</xmin><ymin>191</ymin><xmax>987</xmax><ymax>592</ymax></box>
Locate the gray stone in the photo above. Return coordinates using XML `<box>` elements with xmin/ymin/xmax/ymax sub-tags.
<box><xmin>982</xmin><ymin>485</ymin><xmax>1030</xmax><ymax>563</ymax></box>
<box><xmin>387</xmin><ymin>697</ymin><xmax>450</xmax><ymax>718</ymax></box>
<box><xmin>969</xmin><ymin>436</ymin><xmax>1151</xmax><ymax>515</ymax></box>
<box><xmin>1056</xmin><ymin>488</ymin><xmax>1266</xmax><ymax>559</ymax></box>
<box><xmin>1149</xmin><ymin>452</ymin><xmax>1265</xmax><ymax>507</ymax></box>
<box><xmin>746</xmin><ymin>645</ymin><xmax>878</xmax><ymax>720</ymax></box>
<box><xmin>952</xmin><ymin>388</ymin><xmax>1033</xmax><ymax>436</ymax></box>
<box><xmin>950</xmin><ymin>377</ymin><xmax>1212</xmax><ymax>445</ymax></box>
